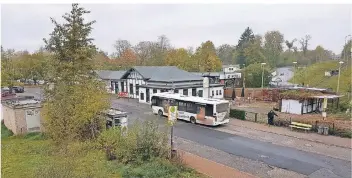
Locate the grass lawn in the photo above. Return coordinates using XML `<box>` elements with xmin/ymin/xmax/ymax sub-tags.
<box><xmin>1</xmin><ymin>124</ymin><xmax>203</xmax><ymax>178</ymax></box>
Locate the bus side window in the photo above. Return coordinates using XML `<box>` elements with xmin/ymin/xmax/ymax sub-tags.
<box><xmin>205</xmin><ymin>104</ymin><xmax>214</xmax><ymax>116</ymax></box>
<box><xmin>178</xmin><ymin>101</ymin><xmax>186</xmax><ymax>111</ymax></box>
<box><xmin>186</xmin><ymin>102</ymin><xmax>196</xmax><ymax>113</ymax></box>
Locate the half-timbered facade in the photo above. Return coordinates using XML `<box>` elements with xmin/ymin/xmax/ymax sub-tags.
<box><xmin>96</xmin><ymin>66</ymin><xmax>225</xmax><ymax>103</ymax></box>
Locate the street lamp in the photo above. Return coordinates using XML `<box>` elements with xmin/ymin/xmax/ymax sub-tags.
<box><xmin>261</xmin><ymin>63</ymin><xmax>266</xmax><ymax>89</ymax></box>
<box><xmin>336</xmin><ymin>61</ymin><xmax>344</xmax><ymax>93</ymax></box>
<box><xmin>292</xmin><ymin>61</ymin><xmax>297</xmax><ymax>86</ymax></box>
<box><xmin>345</xmin><ymin>35</ymin><xmax>351</xmax><ymax>61</ymax></box>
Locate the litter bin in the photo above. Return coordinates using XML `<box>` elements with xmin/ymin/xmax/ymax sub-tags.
<box><xmin>317</xmin><ymin>126</ymin><xmax>324</xmax><ymax>134</ymax></box>
<box><xmin>323</xmin><ymin>127</ymin><xmax>329</xmax><ymax>135</ymax></box>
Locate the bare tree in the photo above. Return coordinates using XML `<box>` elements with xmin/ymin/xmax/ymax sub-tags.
<box><xmin>157</xmin><ymin>35</ymin><xmax>171</xmax><ymax>52</ymax></box>
<box><xmin>299</xmin><ymin>35</ymin><xmax>311</xmax><ymax>56</ymax></box>
<box><xmin>133</xmin><ymin>41</ymin><xmax>154</xmax><ymax>65</ymax></box>
<box><xmin>285</xmin><ymin>38</ymin><xmax>297</xmax><ymax>52</ymax></box>
<box><xmin>112</xmin><ymin>39</ymin><xmax>131</xmax><ymax>58</ymax></box>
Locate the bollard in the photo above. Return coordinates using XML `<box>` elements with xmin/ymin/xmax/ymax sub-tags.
<box><xmin>317</xmin><ymin>126</ymin><xmax>323</xmax><ymax>134</ymax></box>
<box><xmin>255</xmin><ymin>113</ymin><xmax>258</xmax><ymax>122</ymax></box>
<box><xmin>323</xmin><ymin>127</ymin><xmax>329</xmax><ymax>135</ymax></box>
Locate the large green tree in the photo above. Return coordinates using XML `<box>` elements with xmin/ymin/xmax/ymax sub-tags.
<box><xmin>264</xmin><ymin>30</ymin><xmax>284</xmax><ymax>67</ymax></box>
<box><xmin>193</xmin><ymin>41</ymin><xmax>222</xmax><ymax>72</ymax></box>
<box><xmin>235</xmin><ymin>27</ymin><xmax>255</xmax><ymax>68</ymax></box>
<box><xmin>341</xmin><ymin>39</ymin><xmax>351</xmax><ymax>61</ymax></box>
<box><xmin>42</xmin><ymin>4</ymin><xmax>109</xmax><ymax>144</ymax></box>
<box><xmin>243</xmin><ymin>63</ymin><xmax>271</xmax><ymax>88</ymax></box>
<box><xmin>243</xmin><ymin>35</ymin><xmax>266</xmax><ymax>66</ymax></box>
<box><xmin>216</xmin><ymin>44</ymin><xmax>236</xmax><ymax>65</ymax></box>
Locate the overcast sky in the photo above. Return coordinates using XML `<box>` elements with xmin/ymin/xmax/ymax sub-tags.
<box><xmin>1</xmin><ymin>4</ymin><xmax>351</xmax><ymax>55</ymax></box>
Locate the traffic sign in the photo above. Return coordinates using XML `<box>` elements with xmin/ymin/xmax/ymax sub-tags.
<box><xmin>168</xmin><ymin>106</ymin><xmax>178</xmax><ymax>125</ymax></box>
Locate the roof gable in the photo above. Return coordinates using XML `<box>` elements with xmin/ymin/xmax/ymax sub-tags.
<box><xmin>131</xmin><ymin>66</ymin><xmax>203</xmax><ymax>82</ymax></box>
<box><xmin>95</xmin><ymin>70</ymin><xmax>126</xmax><ymax>80</ymax></box>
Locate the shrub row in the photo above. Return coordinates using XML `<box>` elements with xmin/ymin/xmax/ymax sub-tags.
<box><xmin>229</xmin><ymin>109</ymin><xmax>246</xmax><ymax>120</ymax></box>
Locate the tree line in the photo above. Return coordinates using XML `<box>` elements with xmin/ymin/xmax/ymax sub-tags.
<box><xmin>2</xmin><ymin>10</ymin><xmax>350</xmax><ymax>88</ymax></box>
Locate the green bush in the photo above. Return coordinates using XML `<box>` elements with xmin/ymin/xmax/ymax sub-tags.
<box><xmin>330</xmin><ymin>128</ymin><xmax>352</xmax><ymax>138</ymax></box>
<box><xmin>230</xmin><ymin>109</ymin><xmax>246</xmax><ymax>120</ymax></box>
<box><xmin>122</xmin><ymin>158</ymin><xmax>198</xmax><ymax>178</ymax></box>
<box><xmin>1</xmin><ymin>122</ymin><xmax>13</xmax><ymax>138</ymax></box>
<box><xmin>97</xmin><ymin>119</ymin><xmax>170</xmax><ymax>164</ymax></box>
<box><xmin>23</xmin><ymin>132</ymin><xmax>46</xmax><ymax>140</ymax></box>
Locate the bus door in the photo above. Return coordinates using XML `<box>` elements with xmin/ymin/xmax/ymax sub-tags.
<box><xmin>196</xmin><ymin>103</ymin><xmax>206</xmax><ymax>121</ymax></box>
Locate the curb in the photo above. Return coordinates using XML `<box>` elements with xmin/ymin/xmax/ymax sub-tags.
<box><xmin>228</xmin><ymin>121</ymin><xmax>351</xmax><ymax>149</ymax></box>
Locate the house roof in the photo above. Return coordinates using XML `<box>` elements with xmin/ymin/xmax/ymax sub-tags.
<box><xmin>95</xmin><ymin>70</ymin><xmax>126</xmax><ymax>80</ymax></box>
<box><xmin>191</xmin><ymin>72</ymin><xmax>221</xmax><ymax>77</ymax></box>
<box><xmin>131</xmin><ymin>66</ymin><xmax>203</xmax><ymax>82</ymax></box>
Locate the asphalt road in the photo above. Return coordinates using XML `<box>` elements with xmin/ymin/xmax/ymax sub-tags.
<box><xmin>23</xmin><ymin>87</ymin><xmax>352</xmax><ymax>178</ymax></box>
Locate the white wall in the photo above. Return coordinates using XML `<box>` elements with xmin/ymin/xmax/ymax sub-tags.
<box><xmin>281</xmin><ymin>99</ymin><xmax>302</xmax><ymax>115</ymax></box>
<box><xmin>139</xmin><ymin>87</ymin><xmax>147</xmax><ymax>103</ymax></box>
<box><xmin>209</xmin><ymin>86</ymin><xmax>224</xmax><ymax>99</ymax></box>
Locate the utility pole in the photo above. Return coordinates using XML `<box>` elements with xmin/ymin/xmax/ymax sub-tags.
<box><xmin>261</xmin><ymin>63</ymin><xmax>266</xmax><ymax>89</ymax></box>
<box><xmin>337</xmin><ymin>61</ymin><xmax>344</xmax><ymax>93</ymax></box>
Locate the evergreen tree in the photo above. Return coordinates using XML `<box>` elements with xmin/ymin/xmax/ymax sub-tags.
<box><xmin>236</xmin><ymin>27</ymin><xmax>255</xmax><ymax>68</ymax></box>
<box><xmin>42</xmin><ymin>4</ymin><xmax>109</xmax><ymax>144</ymax></box>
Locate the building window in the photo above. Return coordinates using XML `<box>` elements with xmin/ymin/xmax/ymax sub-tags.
<box><xmin>161</xmin><ymin>89</ymin><xmax>167</xmax><ymax>92</ymax></box>
<box><xmin>183</xmin><ymin>89</ymin><xmax>188</xmax><ymax>96</ymax></box>
<box><xmin>130</xmin><ymin>84</ymin><xmax>133</xmax><ymax>94</ymax></box>
<box><xmin>192</xmin><ymin>88</ymin><xmax>196</xmax><ymax>96</ymax></box>
<box><xmin>229</xmin><ymin>67</ymin><xmax>233</xmax><ymax>71</ymax></box>
<box><xmin>212</xmin><ymin>90</ymin><xmax>214</xmax><ymax>96</ymax></box>
<box><xmin>219</xmin><ymin>90</ymin><xmax>222</xmax><ymax>95</ymax></box>
<box><xmin>140</xmin><ymin>93</ymin><xmax>144</xmax><ymax>100</ymax></box>
<box><xmin>198</xmin><ymin>90</ymin><xmax>203</xmax><ymax>97</ymax></box>
<box><xmin>216</xmin><ymin>90</ymin><xmax>219</xmax><ymax>95</ymax></box>
<box><xmin>174</xmin><ymin>89</ymin><xmax>178</xmax><ymax>93</ymax></box>
<box><xmin>121</xmin><ymin>82</ymin><xmax>124</xmax><ymax>92</ymax></box>
<box><xmin>136</xmin><ymin>84</ymin><xmax>139</xmax><ymax>95</ymax></box>
<box><xmin>153</xmin><ymin>89</ymin><xmax>157</xmax><ymax>93</ymax></box>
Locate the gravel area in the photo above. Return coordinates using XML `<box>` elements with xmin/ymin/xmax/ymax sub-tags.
<box><xmin>175</xmin><ymin>136</ymin><xmax>307</xmax><ymax>178</ymax></box>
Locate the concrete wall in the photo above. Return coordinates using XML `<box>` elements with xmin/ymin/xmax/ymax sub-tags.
<box><xmin>281</xmin><ymin>99</ymin><xmax>302</xmax><ymax>115</ymax></box>
<box><xmin>224</xmin><ymin>88</ymin><xmax>264</xmax><ymax>99</ymax></box>
<box><xmin>2</xmin><ymin>104</ymin><xmax>42</xmax><ymax>135</ymax></box>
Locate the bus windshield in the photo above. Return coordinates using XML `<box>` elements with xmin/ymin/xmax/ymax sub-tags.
<box><xmin>216</xmin><ymin>103</ymin><xmax>229</xmax><ymax>113</ymax></box>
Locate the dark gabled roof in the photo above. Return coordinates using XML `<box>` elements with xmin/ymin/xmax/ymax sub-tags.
<box><xmin>94</xmin><ymin>70</ymin><xmax>126</xmax><ymax>80</ymax></box>
<box><xmin>191</xmin><ymin>72</ymin><xmax>221</xmax><ymax>77</ymax></box>
<box><xmin>130</xmin><ymin>66</ymin><xmax>203</xmax><ymax>82</ymax></box>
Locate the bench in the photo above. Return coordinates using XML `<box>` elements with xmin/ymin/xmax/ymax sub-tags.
<box><xmin>289</xmin><ymin>122</ymin><xmax>312</xmax><ymax>132</ymax></box>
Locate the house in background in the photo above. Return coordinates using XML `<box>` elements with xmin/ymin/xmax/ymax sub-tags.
<box><xmin>95</xmin><ymin>66</ymin><xmax>225</xmax><ymax>103</ymax></box>
<box><xmin>220</xmin><ymin>65</ymin><xmax>242</xmax><ymax>87</ymax></box>
<box><xmin>94</xmin><ymin>70</ymin><xmax>126</xmax><ymax>94</ymax></box>
<box><xmin>120</xmin><ymin>66</ymin><xmax>225</xmax><ymax>103</ymax></box>
<box><xmin>278</xmin><ymin>87</ymin><xmax>342</xmax><ymax>115</ymax></box>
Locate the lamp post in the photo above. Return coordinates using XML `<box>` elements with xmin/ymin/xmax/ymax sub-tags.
<box><xmin>261</xmin><ymin>63</ymin><xmax>266</xmax><ymax>89</ymax></box>
<box><xmin>292</xmin><ymin>61</ymin><xmax>297</xmax><ymax>86</ymax></box>
<box><xmin>336</xmin><ymin>61</ymin><xmax>344</xmax><ymax>93</ymax></box>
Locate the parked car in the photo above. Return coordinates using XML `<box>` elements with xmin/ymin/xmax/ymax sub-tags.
<box><xmin>12</xmin><ymin>86</ymin><xmax>24</xmax><ymax>93</ymax></box>
<box><xmin>1</xmin><ymin>88</ymin><xmax>15</xmax><ymax>97</ymax></box>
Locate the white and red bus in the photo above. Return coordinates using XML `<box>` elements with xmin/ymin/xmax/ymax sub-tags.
<box><xmin>151</xmin><ymin>92</ymin><xmax>230</xmax><ymax>126</ymax></box>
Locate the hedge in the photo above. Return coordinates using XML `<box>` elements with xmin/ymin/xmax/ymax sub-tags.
<box><xmin>229</xmin><ymin>109</ymin><xmax>246</xmax><ymax>120</ymax></box>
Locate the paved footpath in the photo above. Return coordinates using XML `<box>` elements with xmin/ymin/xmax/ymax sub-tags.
<box><xmin>227</xmin><ymin>119</ymin><xmax>351</xmax><ymax>149</ymax></box>
<box><xmin>180</xmin><ymin>150</ymin><xmax>257</xmax><ymax>178</ymax></box>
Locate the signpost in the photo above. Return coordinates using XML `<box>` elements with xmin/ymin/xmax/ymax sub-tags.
<box><xmin>168</xmin><ymin>105</ymin><xmax>177</xmax><ymax>158</ymax></box>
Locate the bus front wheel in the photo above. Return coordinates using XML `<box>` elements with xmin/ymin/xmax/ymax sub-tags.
<box><xmin>158</xmin><ymin>110</ymin><xmax>163</xmax><ymax>117</ymax></box>
<box><xmin>190</xmin><ymin>117</ymin><xmax>196</xmax><ymax>124</ymax></box>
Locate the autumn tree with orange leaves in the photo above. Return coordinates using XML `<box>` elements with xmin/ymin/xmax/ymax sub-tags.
<box><xmin>119</xmin><ymin>48</ymin><xmax>137</xmax><ymax>69</ymax></box>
